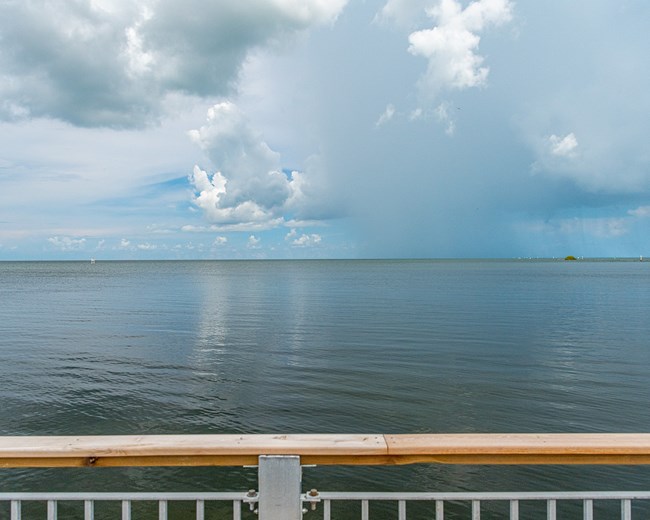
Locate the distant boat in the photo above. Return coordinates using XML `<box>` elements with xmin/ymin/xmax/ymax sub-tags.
<box><xmin>641</xmin><ymin>256</ymin><xmax>644</xmax><ymax>262</ymax></box>
<box><xmin>90</xmin><ymin>258</ymin><xmax>96</xmax><ymax>264</ymax></box>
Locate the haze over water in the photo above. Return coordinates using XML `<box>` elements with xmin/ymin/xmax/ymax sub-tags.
<box><xmin>1</xmin><ymin>259</ymin><xmax>650</xmax><ymax>517</ymax></box>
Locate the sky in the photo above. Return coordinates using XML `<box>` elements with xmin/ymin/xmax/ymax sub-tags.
<box><xmin>1</xmin><ymin>0</ymin><xmax>649</xmax><ymax>260</ymax></box>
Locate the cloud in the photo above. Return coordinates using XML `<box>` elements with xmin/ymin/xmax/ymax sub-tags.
<box><xmin>528</xmin><ymin>126</ymin><xmax>650</xmax><ymax>193</ymax></box>
<box><xmin>213</xmin><ymin>236</ymin><xmax>228</xmax><ymax>246</ymax></box>
<box><xmin>628</xmin><ymin>206</ymin><xmax>650</xmax><ymax>218</ymax></box>
<box><xmin>284</xmin><ymin>219</ymin><xmax>327</xmax><ymax>228</ymax></box>
<box><xmin>409</xmin><ymin>107</ymin><xmax>424</xmax><ymax>120</ymax></box>
<box><xmin>434</xmin><ymin>102</ymin><xmax>456</xmax><ymax>135</ymax></box>
<box><xmin>285</xmin><ymin>228</ymin><xmax>322</xmax><ymax>246</ymax></box>
<box><xmin>182</xmin><ymin>220</ymin><xmax>282</xmax><ymax>232</ymax></box>
<box><xmin>47</xmin><ymin>236</ymin><xmax>87</xmax><ymax>251</ymax></box>
<box><xmin>110</xmin><ymin>238</ymin><xmax>164</xmax><ymax>253</ymax></box>
<box><xmin>549</xmin><ymin>133</ymin><xmax>578</xmax><ymax>157</ymax></box>
<box><xmin>404</xmin><ymin>102</ymin><xmax>456</xmax><ymax>133</ymax></box>
<box><xmin>188</xmin><ymin>102</ymin><xmax>336</xmax><ymax>230</ymax></box>
<box><xmin>529</xmin><ymin>126</ymin><xmax>650</xmax><ymax>193</ymax></box>
<box><xmin>189</xmin><ymin>165</ymin><xmax>281</xmax><ymax>226</ymax></box>
<box><xmin>528</xmin><ymin>130</ymin><xmax>594</xmax><ymax>189</ymax></box>
<box><xmin>247</xmin><ymin>235</ymin><xmax>261</xmax><ymax>248</ymax></box>
<box><xmin>377</xmin><ymin>0</ymin><xmax>429</xmax><ymax>28</ymax></box>
<box><xmin>376</xmin><ymin>104</ymin><xmax>396</xmax><ymax>126</ymax></box>
<box><xmin>294</xmin><ymin>234</ymin><xmax>322</xmax><ymax>247</ymax></box>
<box><xmin>0</xmin><ymin>0</ymin><xmax>347</xmax><ymax>127</ymax></box>
<box><xmin>406</xmin><ymin>0</ymin><xmax>513</xmax><ymax>97</ymax></box>
<box><xmin>188</xmin><ymin>102</ymin><xmax>293</xmax><ymax>226</ymax></box>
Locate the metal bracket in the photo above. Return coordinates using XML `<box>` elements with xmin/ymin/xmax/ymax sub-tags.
<box><xmin>258</xmin><ymin>456</ymin><xmax>302</xmax><ymax>520</ymax></box>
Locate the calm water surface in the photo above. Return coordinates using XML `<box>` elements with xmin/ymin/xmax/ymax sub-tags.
<box><xmin>1</xmin><ymin>260</ymin><xmax>649</xmax><ymax>516</ymax></box>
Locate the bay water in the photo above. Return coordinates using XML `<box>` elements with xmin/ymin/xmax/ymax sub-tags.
<box><xmin>1</xmin><ymin>259</ymin><xmax>650</xmax><ymax>517</ymax></box>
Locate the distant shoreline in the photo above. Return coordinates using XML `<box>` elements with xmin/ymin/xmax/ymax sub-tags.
<box><xmin>0</xmin><ymin>257</ymin><xmax>646</xmax><ymax>263</ymax></box>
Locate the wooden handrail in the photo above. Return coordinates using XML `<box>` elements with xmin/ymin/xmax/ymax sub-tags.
<box><xmin>2</xmin><ymin>434</ymin><xmax>650</xmax><ymax>468</ymax></box>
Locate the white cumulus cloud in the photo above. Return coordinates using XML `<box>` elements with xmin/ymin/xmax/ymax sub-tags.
<box><xmin>295</xmin><ymin>233</ymin><xmax>322</xmax><ymax>247</ymax></box>
<box><xmin>188</xmin><ymin>102</ymin><xmax>334</xmax><ymax>230</ymax></box>
<box><xmin>549</xmin><ymin>132</ymin><xmax>578</xmax><ymax>157</ymax></box>
<box><xmin>47</xmin><ymin>236</ymin><xmax>87</xmax><ymax>251</ymax></box>
<box><xmin>406</xmin><ymin>0</ymin><xmax>513</xmax><ymax>97</ymax></box>
<box><xmin>286</xmin><ymin>228</ymin><xmax>322</xmax><ymax>246</ymax></box>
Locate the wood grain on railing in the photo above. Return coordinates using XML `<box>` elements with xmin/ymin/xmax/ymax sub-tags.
<box><xmin>386</xmin><ymin>433</ymin><xmax>650</xmax><ymax>465</ymax></box>
<box><xmin>2</xmin><ymin>434</ymin><xmax>650</xmax><ymax>468</ymax></box>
